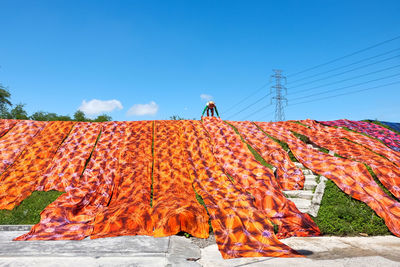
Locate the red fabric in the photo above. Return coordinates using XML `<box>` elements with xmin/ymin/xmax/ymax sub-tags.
<box><xmin>0</xmin><ymin>119</ymin><xmax>17</xmax><ymax>137</ymax></box>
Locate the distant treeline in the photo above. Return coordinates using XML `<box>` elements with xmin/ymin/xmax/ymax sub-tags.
<box><xmin>0</xmin><ymin>83</ymin><xmax>111</xmax><ymax>122</ymax></box>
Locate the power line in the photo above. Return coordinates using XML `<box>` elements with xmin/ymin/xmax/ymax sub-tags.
<box><xmin>227</xmin><ymin>92</ymin><xmax>272</xmax><ymax>119</ymax></box>
<box><xmin>288</xmin><ymin>47</ymin><xmax>400</xmax><ymax>85</ymax></box>
<box><xmin>287</xmin><ymin>35</ymin><xmax>400</xmax><ymax>78</ymax></box>
<box><xmin>288</xmin><ymin>64</ymin><xmax>400</xmax><ymax>96</ymax></box>
<box><xmin>223</xmin><ymin>81</ymin><xmax>271</xmax><ymax>115</ymax></box>
<box><xmin>288</xmin><ymin>80</ymin><xmax>400</xmax><ymax>107</ymax></box>
<box><xmin>239</xmin><ymin>103</ymin><xmax>273</xmax><ymax>121</ymax></box>
<box><xmin>288</xmin><ymin>72</ymin><xmax>400</xmax><ymax>102</ymax></box>
<box><xmin>289</xmin><ymin>54</ymin><xmax>400</xmax><ymax>90</ymax></box>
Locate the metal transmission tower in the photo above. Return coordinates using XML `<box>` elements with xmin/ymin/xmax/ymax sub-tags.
<box><xmin>270</xmin><ymin>69</ymin><xmax>288</xmax><ymax>121</ymax></box>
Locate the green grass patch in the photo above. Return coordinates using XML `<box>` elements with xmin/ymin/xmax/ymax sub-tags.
<box><xmin>312</xmin><ymin>180</ymin><xmax>391</xmax><ymax>236</ymax></box>
<box><xmin>0</xmin><ymin>191</ymin><xmax>64</xmax><ymax>224</ymax></box>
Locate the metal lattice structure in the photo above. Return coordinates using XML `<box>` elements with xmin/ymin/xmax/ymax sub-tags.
<box><xmin>270</xmin><ymin>69</ymin><xmax>288</xmax><ymax>122</ymax></box>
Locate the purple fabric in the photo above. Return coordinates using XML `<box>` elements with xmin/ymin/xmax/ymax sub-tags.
<box><xmin>319</xmin><ymin>119</ymin><xmax>400</xmax><ymax>152</ymax></box>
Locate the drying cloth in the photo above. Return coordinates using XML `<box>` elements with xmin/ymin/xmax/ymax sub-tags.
<box><xmin>279</xmin><ymin>121</ymin><xmax>400</xmax><ymax>200</ymax></box>
<box><xmin>35</xmin><ymin>122</ymin><xmax>101</xmax><ymax>192</ymax></box>
<box><xmin>181</xmin><ymin>120</ymin><xmax>302</xmax><ymax>258</ymax></box>
<box><xmin>0</xmin><ymin>120</ymin><xmax>47</xmax><ymax>174</ymax></box>
<box><xmin>0</xmin><ymin>119</ymin><xmax>17</xmax><ymax>137</ymax></box>
<box><xmin>91</xmin><ymin>121</ymin><xmax>153</xmax><ymax>238</ymax></box>
<box><xmin>16</xmin><ymin>121</ymin><xmax>126</xmax><ymax>240</ymax></box>
<box><xmin>303</xmin><ymin>120</ymin><xmax>400</xmax><ymax>167</ymax></box>
<box><xmin>152</xmin><ymin>120</ymin><xmax>209</xmax><ymax>238</ymax></box>
<box><xmin>0</xmin><ymin>121</ymin><xmax>75</xmax><ymax>209</ymax></box>
<box><xmin>202</xmin><ymin>117</ymin><xmax>321</xmax><ymax>239</ymax></box>
<box><xmin>320</xmin><ymin>119</ymin><xmax>400</xmax><ymax>152</ymax></box>
<box><xmin>228</xmin><ymin>120</ymin><xmax>304</xmax><ymax>190</ymax></box>
<box><xmin>379</xmin><ymin>121</ymin><xmax>400</xmax><ymax>133</ymax></box>
<box><xmin>256</xmin><ymin>121</ymin><xmax>400</xmax><ymax>237</ymax></box>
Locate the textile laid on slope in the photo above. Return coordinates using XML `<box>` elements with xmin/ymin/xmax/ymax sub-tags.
<box><xmin>228</xmin><ymin>120</ymin><xmax>304</xmax><ymax>190</ymax></box>
<box><xmin>0</xmin><ymin>120</ymin><xmax>47</xmax><ymax>174</ymax></box>
<box><xmin>0</xmin><ymin>119</ymin><xmax>17</xmax><ymax>138</ymax></box>
<box><xmin>0</xmin><ymin>121</ymin><xmax>75</xmax><ymax>210</ymax></box>
<box><xmin>180</xmin><ymin>120</ymin><xmax>301</xmax><ymax>258</ymax></box>
<box><xmin>320</xmin><ymin>119</ymin><xmax>400</xmax><ymax>152</ymax></box>
<box><xmin>36</xmin><ymin>122</ymin><xmax>102</xmax><ymax>192</ymax></box>
<box><xmin>256</xmin><ymin>121</ymin><xmax>400</xmax><ymax>237</ymax></box>
<box><xmin>202</xmin><ymin>117</ymin><xmax>321</xmax><ymax>239</ymax></box>
<box><xmin>302</xmin><ymin>120</ymin><xmax>400</xmax><ymax>167</ymax></box>
<box><xmin>152</xmin><ymin>120</ymin><xmax>209</xmax><ymax>238</ymax></box>
<box><xmin>279</xmin><ymin>121</ymin><xmax>400</xmax><ymax>200</ymax></box>
<box><xmin>379</xmin><ymin>121</ymin><xmax>400</xmax><ymax>134</ymax></box>
<box><xmin>16</xmin><ymin>121</ymin><xmax>126</xmax><ymax>240</ymax></box>
<box><xmin>91</xmin><ymin>121</ymin><xmax>153</xmax><ymax>238</ymax></box>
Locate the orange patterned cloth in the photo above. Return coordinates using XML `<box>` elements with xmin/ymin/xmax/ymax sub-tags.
<box><xmin>278</xmin><ymin>121</ymin><xmax>400</xmax><ymax>200</ymax></box>
<box><xmin>256</xmin><ymin>121</ymin><xmax>400</xmax><ymax>237</ymax></box>
<box><xmin>16</xmin><ymin>121</ymin><xmax>126</xmax><ymax>240</ymax></box>
<box><xmin>181</xmin><ymin>120</ymin><xmax>301</xmax><ymax>258</ymax></box>
<box><xmin>202</xmin><ymin>117</ymin><xmax>321</xmax><ymax>239</ymax></box>
<box><xmin>228</xmin><ymin>120</ymin><xmax>304</xmax><ymax>190</ymax></box>
<box><xmin>36</xmin><ymin>122</ymin><xmax>101</xmax><ymax>192</ymax></box>
<box><xmin>0</xmin><ymin>119</ymin><xmax>17</xmax><ymax>137</ymax></box>
<box><xmin>152</xmin><ymin>120</ymin><xmax>209</xmax><ymax>238</ymax></box>
<box><xmin>0</xmin><ymin>120</ymin><xmax>47</xmax><ymax>174</ymax></box>
<box><xmin>0</xmin><ymin>121</ymin><xmax>75</xmax><ymax>210</ymax></box>
<box><xmin>91</xmin><ymin>121</ymin><xmax>153</xmax><ymax>238</ymax></box>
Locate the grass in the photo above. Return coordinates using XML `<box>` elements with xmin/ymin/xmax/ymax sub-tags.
<box><xmin>0</xmin><ymin>191</ymin><xmax>64</xmax><ymax>224</ymax></box>
<box><xmin>313</xmin><ymin>180</ymin><xmax>391</xmax><ymax>236</ymax></box>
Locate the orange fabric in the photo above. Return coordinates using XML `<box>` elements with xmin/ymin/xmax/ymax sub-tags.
<box><xmin>256</xmin><ymin>121</ymin><xmax>400</xmax><ymax>237</ymax></box>
<box><xmin>152</xmin><ymin>120</ymin><xmax>209</xmax><ymax>238</ymax></box>
<box><xmin>202</xmin><ymin>117</ymin><xmax>321</xmax><ymax>239</ymax></box>
<box><xmin>303</xmin><ymin>120</ymin><xmax>400</xmax><ymax>166</ymax></box>
<box><xmin>0</xmin><ymin>121</ymin><xmax>75</xmax><ymax>210</ymax></box>
<box><xmin>36</xmin><ymin>122</ymin><xmax>101</xmax><ymax>192</ymax></box>
<box><xmin>91</xmin><ymin>121</ymin><xmax>153</xmax><ymax>238</ymax></box>
<box><xmin>277</xmin><ymin>121</ymin><xmax>400</xmax><ymax>200</ymax></box>
<box><xmin>0</xmin><ymin>120</ymin><xmax>47</xmax><ymax>174</ymax></box>
<box><xmin>228</xmin><ymin>120</ymin><xmax>304</xmax><ymax>190</ymax></box>
<box><xmin>0</xmin><ymin>119</ymin><xmax>17</xmax><ymax>137</ymax></box>
<box><xmin>16</xmin><ymin>121</ymin><xmax>126</xmax><ymax>240</ymax></box>
<box><xmin>181</xmin><ymin>120</ymin><xmax>301</xmax><ymax>258</ymax></box>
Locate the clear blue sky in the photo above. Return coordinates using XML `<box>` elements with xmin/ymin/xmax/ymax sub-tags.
<box><xmin>0</xmin><ymin>0</ymin><xmax>399</xmax><ymax>122</ymax></box>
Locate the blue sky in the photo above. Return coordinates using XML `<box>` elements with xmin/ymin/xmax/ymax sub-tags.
<box><xmin>0</xmin><ymin>0</ymin><xmax>399</xmax><ymax>122</ymax></box>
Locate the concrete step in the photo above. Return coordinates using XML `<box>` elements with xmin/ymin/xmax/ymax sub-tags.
<box><xmin>304</xmin><ymin>174</ymin><xmax>317</xmax><ymax>182</ymax></box>
<box><xmin>287</xmin><ymin>198</ymin><xmax>311</xmax><ymax>210</ymax></box>
<box><xmin>294</xmin><ymin>162</ymin><xmax>304</xmax><ymax>168</ymax></box>
<box><xmin>283</xmin><ymin>190</ymin><xmax>314</xmax><ymax>200</ymax></box>
<box><xmin>304</xmin><ymin>180</ymin><xmax>318</xmax><ymax>190</ymax></box>
<box><xmin>302</xmin><ymin>169</ymin><xmax>313</xmax><ymax>175</ymax></box>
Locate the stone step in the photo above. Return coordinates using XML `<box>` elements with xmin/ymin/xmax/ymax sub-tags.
<box><xmin>304</xmin><ymin>180</ymin><xmax>318</xmax><ymax>190</ymax></box>
<box><xmin>302</xmin><ymin>169</ymin><xmax>313</xmax><ymax>175</ymax></box>
<box><xmin>294</xmin><ymin>162</ymin><xmax>304</xmax><ymax>168</ymax></box>
<box><xmin>283</xmin><ymin>190</ymin><xmax>314</xmax><ymax>200</ymax></box>
<box><xmin>287</xmin><ymin>198</ymin><xmax>311</xmax><ymax>210</ymax></box>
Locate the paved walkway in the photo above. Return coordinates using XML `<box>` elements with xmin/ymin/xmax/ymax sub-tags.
<box><xmin>0</xmin><ymin>230</ymin><xmax>400</xmax><ymax>266</ymax></box>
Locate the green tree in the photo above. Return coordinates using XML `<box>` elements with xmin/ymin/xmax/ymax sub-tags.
<box><xmin>73</xmin><ymin>110</ymin><xmax>87</xmax><ymax>122</ymax></box>
<box><xmin>94</xmin><ymin>114</ymin><xmax>112</xmax><ymax>122</ymax></box>
<box><xmin>10</xmin><ymin>104</ymin><xmax>29</xmax><ymax>120</ymax></box>
<box><xmin>0</xmin><ymin>84</ymin><xmax>12</xmax><ymax>118</ymax></box>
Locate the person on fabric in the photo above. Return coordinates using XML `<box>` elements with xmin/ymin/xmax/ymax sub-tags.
<box><xmin>201</xmin><ymin>101</ymin><xmax>220</xmax><ymax>118</ymax></box>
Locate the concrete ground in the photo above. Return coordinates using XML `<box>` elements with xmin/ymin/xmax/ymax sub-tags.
<box><xmin>0</xmin><ymin>228</ymin><xmax>400</xmax><ymax>266</ymax></box>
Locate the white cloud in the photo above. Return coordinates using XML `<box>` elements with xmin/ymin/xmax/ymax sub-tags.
<box><xmin>79</xmin><ymin>99</ymin><xmax>123</xmax><ymax>116</ymax></box>
<box><xmin>127</xmin><ymin>101</ymin><xmax>159</xmax><ymax>116</ymax></box>
<box><xmin>200</xmin><ymin>94</ymin><xmax>213</xmax><ymax>101</ymax></box>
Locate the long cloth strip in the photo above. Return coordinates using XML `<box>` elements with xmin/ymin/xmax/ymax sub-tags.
<box><xmin>0</xmin><ymin>120</ymin><xmax>47</xmax><ymax>174</ymax></box>
<box><xmin>152</xmin><ymin>120</ymin><xmax>209</xmax><ymax>238</ymax></box>
<box><xmin>320</xmin><ymin>119</ymin><xmax>400</xmax><ymax>152</ymax></box>
<box><xmin>91</xmin><ymin>121</ymin><xmax>153</xmax><ymax>238</ymax></box>
<box><xmin>0</xmin><ymin>119</ymin><xmax>17</xmax><ymax>138</ymax></box>
<box><xmin>16</xmin><ymin>121</ymin><xmax>126</xmax><ymax>240</ymax></box>
<box><xmin>36</xmin><ymin>122</ymin><xmax>102</xmax><ymax>192</ymax></box>
<box><xmin>279</xmin><ymin>121</ymin><xmax>400</xmax><ymax>200</ymax></box>
<box><xmin>228</xmin><ymin>120</ymin><xmax>304</xmax><ymax>190</ymax></box>
<box><xmin>0</xmin><ymin>121</ymin><xmax>75</xmax><ymax>210</ymax></box>
<box><xmin>380</xmin><ymin>121</ymin><xmax>400</xmax><ymax>133</ymax></box>
<box><xmin>256</xmin><ymin>121</ymin><xmax>400</xmax><ymax>237</ymax></box>
<box><xmin>180</xmin><ymin>120</ymin><xmax>301</xmax><ymax>258</ymax></box>
<box><xmin>202</xmin><ymin>117</ymin><xmax>320</xmax><ymax>239</ymax></box>
<box><xmin>303</xmin><ymin>120</ymin><xmax>400</xmax><ymax>167</ymax></box>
